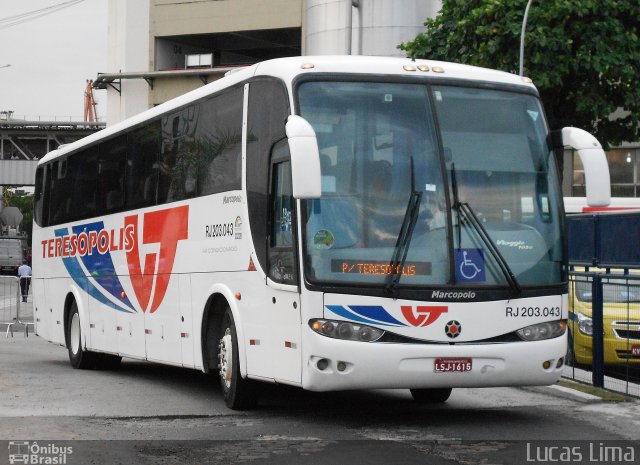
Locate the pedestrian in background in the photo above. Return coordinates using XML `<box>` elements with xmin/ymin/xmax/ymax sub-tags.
<box><xmin>17</xmin><ymin>261</ymin><xmax>32</xmax><ymax>303</ymax></box>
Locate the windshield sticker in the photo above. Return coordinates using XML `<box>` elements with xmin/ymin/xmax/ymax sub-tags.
<box><xmin>280</xmin><ymin>207</ymin><xmax>292</xmax><ymax>233</ymax></box>
<box><xmin>314</xmin><ymin>229</ymin><xmax>335</xmax><ymax>250</ymax></box>
<box><xmin>496</xmin><ymin>239</ymin><xmax>532</xmax><ymax>250</ymax></box>
<box><xmin>527</xmin><ymin>110</ymin><xmax>539</xmax><ymax>121</ymax></box>
<box><xmin>455</xmin><ymin>248</ymin><xmax>486</xmax><ymax>283</ymax></box>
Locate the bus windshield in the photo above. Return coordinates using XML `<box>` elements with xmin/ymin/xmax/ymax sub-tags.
<box><xmin>298</xmin><ymin>81</ymin><xmax>564</xmax><ymax>289</ymax></box>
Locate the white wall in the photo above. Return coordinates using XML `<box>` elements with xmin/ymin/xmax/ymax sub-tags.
<box><xmin>107</xmin><ymin>0</ymin><xmax>151</xmax><ymax>125</ymax></box>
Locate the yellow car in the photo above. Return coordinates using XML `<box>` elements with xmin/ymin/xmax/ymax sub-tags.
<box><xmin>568</xmin><ymin>276</ymin><xmax>640</xmax><ymax>365</ymax></box>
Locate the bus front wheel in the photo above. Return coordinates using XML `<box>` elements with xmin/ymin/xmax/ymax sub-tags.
<box><xmin>217</xmin><ymin>308</ymin><xmax>258</xmax><ymax>410</ymax></box>
<box><xmin>410</xmin><ymin>388</ymin><xmax>452</xmax><ymax>404</ymax></box>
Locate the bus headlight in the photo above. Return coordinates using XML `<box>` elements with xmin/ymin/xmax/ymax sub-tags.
<box><xmin>517</xmin><ymin>320</ymin><xmax>567</xmax><ymax>341</ymax></box>
<box><xmin>576</xmin><ymin>313</ymin><xmax>593</xmax><ymax>336</ymax></box>
<box><xmin>310</xmin><ymin>319</ymin><xmax>384</xmax><ymax>342</ymax></box>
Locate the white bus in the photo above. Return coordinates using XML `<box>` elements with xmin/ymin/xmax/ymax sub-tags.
<box><xmin>564</xmin><ymin>197</ymin><xmax>640</xmax><ymax>214</ymax></box>
<box><xmin>32</xmin><ymin>56</ymin><xmax>610</xmax><ymax>409</ymax></box>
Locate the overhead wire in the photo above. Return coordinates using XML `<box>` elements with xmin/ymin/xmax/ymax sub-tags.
<box><xmin>0</xmin><ymin>0</ymin><xmax>85</xmax><ymax>30</ymax></box>
<box><xmin>0</xmin><ymin>0</ymin><xmax>84</xmax><ymax>23</ymax></box>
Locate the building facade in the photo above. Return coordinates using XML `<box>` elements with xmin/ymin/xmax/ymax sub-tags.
<box><xmin>102</xmin><ymin>0</ymin><xmax>636</xmax><ymax>200</ymax></box>
<box><xmin>102</xmin><ymin>0</ymin><xmax>441</xmax><ymax>125</ymax></box>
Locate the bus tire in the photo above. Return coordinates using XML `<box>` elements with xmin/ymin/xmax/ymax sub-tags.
<box><xmin>66</xmin><ymin>300</ymin><xmax>98</xmax><ymax>369</ymax></box>
<box><xmin>565</xmin><ymin>331</ymin><xmax>581</xmax><ymax>368</ymax></box>
<box><xmin>410</xmin><ymin>387</ymin><xmax>452</xmax><ymax>404</ymax></box>
<box><xmin>565</xmin><ymin>334</ymin><xmax>575</xmax><ymax>367</ymax></box>
<box><xmin>217</xmin><ymin>307</ymin><xmax>258</xmax><ymax>410</ymax></box>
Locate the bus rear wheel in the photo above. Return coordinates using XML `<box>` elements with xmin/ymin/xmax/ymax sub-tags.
<box><xmin>67</xmin><ymin>301</ymin><xmax>98</xmax><ymax>369</ymax></box>
<box><xmin>410</xmin><ymin>388</ymin><xmax>453</xmax><ymax>404</ymax></box>
<box><xmin>217</xmin><ymin>308</ymin><xmax>258</xmax><ymax>410</ymax></box>
<box><xmin>66</xmin><ymin>301</ymin><xmax>121</xmax><ymax>370</ymax></box>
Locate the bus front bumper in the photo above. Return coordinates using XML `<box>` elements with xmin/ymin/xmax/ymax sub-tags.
<box><xmin>301</xmin><ymin>326</ymin><xmax>567</xmax><ymax>392</ymax></box>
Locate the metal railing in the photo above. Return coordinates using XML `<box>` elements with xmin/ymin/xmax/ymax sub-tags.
<box><xmin>565</xmin><ymin>270</ymin><xmax>640</xmax><ymax>398</ymax></box>
<box><xmin>0</xmin><ymin>276</ymin><xmax>19</xmax><ymax>337</ymax></box>
<box><xmin>0</xmin><ymin>275</ymin><xmax>33</xmax><ymax>337</ymax></box>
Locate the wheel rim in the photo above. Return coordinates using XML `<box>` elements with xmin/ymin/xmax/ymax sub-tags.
<box><xmin>70</xmin><ymin>313</ymin><xmax>81</xmax><ymax>356</ymax></box>
<box><xmin>218</xmin><ymin>328</ymin><xmax>233</xmax><ymax>389</ymax></box>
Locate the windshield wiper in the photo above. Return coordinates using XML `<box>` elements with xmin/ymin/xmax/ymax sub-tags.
<box><xmin>450</xmin><ymin>163</ymin><xmax>521</xmax><ymax>294</ymax></box>
<box><xmin>457</xmin><ymin>202</ymin><xmax>521</xmax><ymax>293</ymax></box>
<box><xmin>384</xmin><ymin>157</ymin><xmax>422</xmax><ymax>295</ymax></box>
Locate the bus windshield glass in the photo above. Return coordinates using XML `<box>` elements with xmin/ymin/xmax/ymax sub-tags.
<box><xmin>298</xmin><ymin>81</ymin><xmax>563</xmax><ymax>289</ymax></box>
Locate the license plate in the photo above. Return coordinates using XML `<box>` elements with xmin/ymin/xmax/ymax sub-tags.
<box><xmin>632</xmin><ymin>345</ymin><xmax>640</xmax><ymax>358</ymax></box>
<box><xmin>434</xmin><ymin>358</ymin><xmax>472</xmax><ymax>373</ymax></box>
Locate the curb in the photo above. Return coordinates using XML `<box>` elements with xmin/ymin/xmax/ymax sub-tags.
<box><xmin>522</xmin><ymin>385</ymin><xmax>602</xmax><ymax>403</ymax></box>
<box><xmin>523</xmin><ymin>381</ymin><xmax>635</xmax><ymax>403</ymax></box>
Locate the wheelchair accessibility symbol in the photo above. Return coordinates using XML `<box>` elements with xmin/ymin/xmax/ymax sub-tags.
<box><xmin>455</xmin><ymin>249</ymin><xmax>486</xmax><ymax>283</ymax></box>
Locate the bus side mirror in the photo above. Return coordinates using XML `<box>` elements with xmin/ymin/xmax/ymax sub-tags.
<box><xmin>286</xmin><ymin>115</ymin><xmax>321</xmax><ymax>199</ymax></box>
<box><xmin>560</xmin><ymin>127</ymin><xmax>611</xmax><ymax>207</ymax></box>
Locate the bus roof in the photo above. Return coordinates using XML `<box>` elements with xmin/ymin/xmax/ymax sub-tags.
<box><xmin>39</xmin><ymin>55</ymin><xmax>536</xmax><ymax>165</ymax></box>
<box><xmin>253</xmin><ymin>55</ymin><xmax>534</xmax><ymax>88</ymax></box>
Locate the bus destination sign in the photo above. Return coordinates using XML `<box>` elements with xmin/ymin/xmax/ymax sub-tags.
<box><xmin>331</xmin><ymin>259</ymin><xmax>431</xmax><ymax>276</ymax></box>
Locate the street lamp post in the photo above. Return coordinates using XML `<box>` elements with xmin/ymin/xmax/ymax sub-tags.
<box><xmin>519</xmin><ymin>0</ymin><xmax>533</xmax><ymax>77</ymax></box>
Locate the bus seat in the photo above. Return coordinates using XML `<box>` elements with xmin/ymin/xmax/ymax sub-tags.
<box><xmin>143</xmin><ymin>176</ymin><xmax>155</xmax><ymax>202</ymax></box>
<box><xmin>106</xmin><ymin>190</ymin><xmax>123</xmax><ymax>211</ymax></box>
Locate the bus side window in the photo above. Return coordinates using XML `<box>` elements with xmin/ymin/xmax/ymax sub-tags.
<box><xmin>68</xmin><ymin>149</ymin><xmax>98</xmax><ymax>222</ymax></box>
<box><xmin>126</xmin><ymin>121</ymin><xmax>160</xmax><ymax>209</ymax></box>
<box><xmin>246</xmin><ymin>78</ymin><xmax>290</xmax><ymax>274</ymax></box>
<box><xmin>33</xmin><ymin>166</ymin><xmax>46</xmax><ymax>226</ymax></box>
<box><xmin>97</xmin><ymin>135</ymin><xmax>127</xmax><ymax>215</ymax></box>
<box><xmin>49</xmin><ymin>159</ymin><xmax>73</xmax><ymax>224</ymax></box>
<box><xmin>268</xmin><ymin>142</ymin><xmax>297</xmax><ymax>285</ymax></box>
<box><xmin>159</xmin><ymin>106</ymin><xmax>199</xmax><ymax>203</ymax></box>
<box><xmin>197</xmin><ymin>88</ymin><xmax>243</xmax><ymax>195</ymax></box>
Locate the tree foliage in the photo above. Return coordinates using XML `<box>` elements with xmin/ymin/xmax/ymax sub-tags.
<box><xmin>399</xmin><ymin>0</ymin><xmax>640</xmax><ymax>148</ymax></box>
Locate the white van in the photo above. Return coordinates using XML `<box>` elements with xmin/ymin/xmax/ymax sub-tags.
<box><xmin>0</xmin><ymin>238</ymin><xmax>23</xmax><ymax>274</ymax></box>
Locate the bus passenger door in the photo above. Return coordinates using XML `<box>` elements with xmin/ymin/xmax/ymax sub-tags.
<box><xmin>267</xmin><ymin>146</ymin><xmax>302</xmax><ymax>385</ymax></box>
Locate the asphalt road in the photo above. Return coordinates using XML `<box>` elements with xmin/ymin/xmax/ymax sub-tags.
<box><xmin>1</xmin><ymin>335</ymin><xmax>639</xmax><ymax>465</ymax></box>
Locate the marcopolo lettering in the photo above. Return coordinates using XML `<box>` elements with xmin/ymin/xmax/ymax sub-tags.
<box><xmin>223</xmin><ymin>195</ymin><xmax>242</xmax><ymax>204</ymax></box>
<box><xmin>431</xmin><ymin>290</ymin><xmax>476</xmax><ymax>300</ymax></box>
